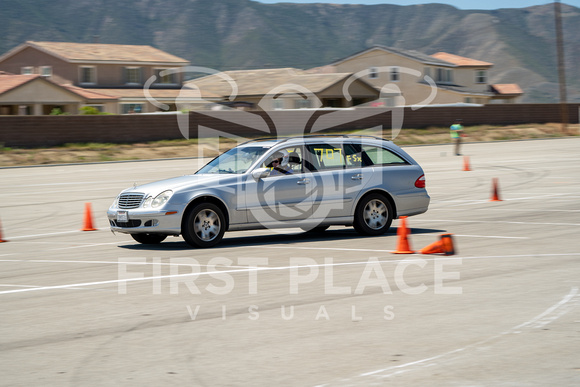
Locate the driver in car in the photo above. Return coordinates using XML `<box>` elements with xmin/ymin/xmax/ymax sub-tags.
<box><xmin>268</xmin><ymin>150</ymin><xmax>292</xmax><ymax>176</ymax></box>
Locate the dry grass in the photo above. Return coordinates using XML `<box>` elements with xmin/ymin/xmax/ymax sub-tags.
<box><xmin>0</xmin><ymin>123</ymin><xmax>577</xmax><ymax>167</ymax></box>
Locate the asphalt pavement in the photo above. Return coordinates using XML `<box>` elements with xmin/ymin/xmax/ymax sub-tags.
<box><xmin>1</xmin><ymin>137</ymin><xmax>579</xmax><ymax>386</ymax></box>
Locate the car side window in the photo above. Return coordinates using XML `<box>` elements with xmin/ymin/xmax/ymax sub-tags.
<box><xmin>262</xmin><ymin>146</ymin><xmax>303</xmax><ymax>176</ymax></box>
<box><xmin>362</xmin><ymin>146</ymin><xmax>408</xmax><ymax>165</ymax></box>
<box><xmin>286</xmin><ymin>147</ymin><xmax>303</xmax><ymax>173</ymax></box>
<box><xmin>344</xmin><ymin>143</ymin><xmax>373</xmax><ymax>168</ymax></box>
<box><xmin>306</xmin><ymin>144</ymin><xmax>345</xmax><ymax>171</ymax></box>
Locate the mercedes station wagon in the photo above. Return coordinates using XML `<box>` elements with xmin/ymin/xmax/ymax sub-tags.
<box><xmin>107</xmin><ymin>136</ymin><xmax>430</xmax><ymax>248</ymax></box>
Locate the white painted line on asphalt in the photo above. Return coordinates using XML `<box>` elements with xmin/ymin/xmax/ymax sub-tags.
<box><xmin>6</xmin><ymin>230</ymin><xmax>86</xmax><ymax>239</ymax></box>
<box><xmin>449</xmin><ymin>208</ymin><xmax>580</xmax><ymax>213</ymax></box>
<box><xmin>454</xmin><ymin>234</ymin><xmax>530</xmax><ymax>239</ymax></box>
<box><xmin>0</xmin><ymin>187</ymin><xmax>119</xmax><ymax>197</ymax></box>
<box><xmin>1</xmin><ymin>253</ymin><xmax>579</xmax><ymax>296</ymax></box>
<box><xmin>0</xmin><ymin>284</ymin><xmax>40</xmax><ymax>288</ymax></box>
<box><xmin>350</xmin><ymin>286</ymin><xmax>580</xmax><ymax>382</ymax></box>
<box><xmin>9</xmin><ymin>179</ymin><xmax>144</xmax><ymax>188</ymax></box>
<box><xmin>2</xmin><ymin>252</ymin><xmax>580</xmax><ymax>268</ymax></box>
<box><xmin>420</xmin><ymin>219</ymin><xmax>580</xmax><ymax>226</ymax></box>
<box><xmin>263</xmin><ymin>246</ymin><xmax>394</xmax><ymax>253</ymax></box>
<box><xmin>512</xmin><ymin>287</ymin><xmax>579</xmax><ymax>332</ymax></box>
<box><xmin>0</xmin><ymin>267</ymin><xmax>252</xmax><ymax>295</ymax></box>
<box><xmin>4</xmin><ymin>241</ymin><xmax>82</xmax><ymax>245</ymax></box>
<box><xmin>50</xmin><ymin>241</ymin><xmax>124</xmax><ymax>250</ymax></box>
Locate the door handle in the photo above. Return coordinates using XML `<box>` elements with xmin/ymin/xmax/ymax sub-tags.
<box><xmin>297</xmin><ymin>178</ymin><xmax>310</xmax><ymax>185</ymax></box>
<box><xmin>351</xmin><ymin>174</ymin><xmax>363</xmax><ymax>180</ymax></box>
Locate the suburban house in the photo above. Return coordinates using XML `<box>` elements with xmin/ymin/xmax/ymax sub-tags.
<box><xmin>316</xmin><ymin>45</ymin><xmax>523</xmax><ymax>106</ymax></box>
<box><xmin>0</xmin><ymin>41</ymin><xmax>200</xmax><ymax>115</ymax></box>
<box><xmin>0</xmin><ymin>41</ymin><xmax>523</xmax><ymax>114</ymax></box>
<box><xmin>0</xmin><ymin>72</ymin><xmax>118</xmax><ymax>115</ymax></box>
<box><xmin>187</xmin><ymin>68</ymin><xmax>380</xmax><ymax>110</ymax></box>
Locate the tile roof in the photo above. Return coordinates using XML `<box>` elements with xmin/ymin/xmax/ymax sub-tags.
<box><xmin>62</xmin><ymin>85</ymin><xmax>119</xmax><ymax>100</ymax></box>
<box><xmin>0</xmin><ymin>73</ymin><xmax>117</xmax><ymax>101</ymax></box>
<box><xmin>331</xmin><ymin>46</ymin><xmax>455</xmax><ymax>67</ymax></box>
<box><xmin>430</xmin><ymin>52</ymin><xmax>493</xmax><ymax>67</ymax></box>
<box><xmin>0</xmin><ymin>74</ymin><xmax>39</xmax><ymax>94</ymax></box>
<box><xmin>305</xmin><ymin>65</ymin><xmax>338</xmax><ymax>74</ymax></box>
<box><xmin>491</xmin><ymin>84</ymin><xmax>523</xmax><ymax>95</ymax></box>
<box><xmin>19</xmin><ymin>41</ymin><xmax>190</xmax><ymax>64</ymax></box>
<box><xmin>83</xmin><ymin>87</ymin><xmax>218</xmax><ymax>99</ymax></box>
<box><xmin>188</xmin><ymin>68</ymin><xmax>362</xmax><ymax>97</ymax></box>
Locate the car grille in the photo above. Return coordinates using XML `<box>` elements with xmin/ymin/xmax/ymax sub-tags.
<box><xmin>118</xmin><ymin>193</ymin><xmax>144</xmax><ymax>209</ymax></box>
<box><xmin>110</xmin><ymin>220</ymin><xmax>142</xmax><ymax>228</ymax></box>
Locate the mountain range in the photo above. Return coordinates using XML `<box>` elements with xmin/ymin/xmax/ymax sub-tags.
<box><xmin>1</xmin><ymin>0</ymin><xmax>578</xmax><ymax>103</ymax></box>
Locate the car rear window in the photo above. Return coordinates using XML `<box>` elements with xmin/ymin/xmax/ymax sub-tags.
<box><xmin>362</xmin><ymin>145</ymin><xmax>408</xmax><ymax>165</ymax></box>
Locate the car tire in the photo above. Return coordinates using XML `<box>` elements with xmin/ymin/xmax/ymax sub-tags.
<box><xmin>353</xmin><ymin>193</ymin><xmax>393</xmax><ymax>236</ymax></box>
<box><xmin>131</xmin><ymin>233</ymin><xmax>167</xmax><ymax>244</ymax></box>
<box><xmin>182</xmin><ymin>202</ymin><xmax>226</xmax><ymax>248</ymax></box>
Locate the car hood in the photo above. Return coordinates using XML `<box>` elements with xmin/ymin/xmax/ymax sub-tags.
<box><xmin>121</xmin><ymin>174</ymin><xmax>238</xmax><ymax>196</ymax></box>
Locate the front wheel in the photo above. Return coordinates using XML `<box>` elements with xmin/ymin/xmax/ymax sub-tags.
<box><xmin>131</xmin><ymin>233</ymin><xmax>167</xmax><ymax>244</ymax></box>
<box><xmin>182</xmin><ymin>203</ymin><xmax>226</xmax><ymax>248</ymax></box>
<box><xmin>353</xmin><ymin>194</ymin><xmax>393</xmax><ymax>236</ymax></box>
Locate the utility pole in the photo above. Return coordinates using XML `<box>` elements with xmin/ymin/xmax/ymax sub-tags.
<box><xmin>554</xmin><ymin>0</ymin><xmax>568</xmax><ymax>133</ymax></box>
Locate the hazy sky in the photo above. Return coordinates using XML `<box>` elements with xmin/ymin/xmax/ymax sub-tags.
<box><xmin>255</xmin><ymin>0</ymin><xmax>580</xmax><ymax>10</ymax></box>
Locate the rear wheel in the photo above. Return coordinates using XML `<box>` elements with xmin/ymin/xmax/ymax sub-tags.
<box><xmin>131</xmin><ymin>233</ymin><xmax>167</xmax><ymax>244</ymax></box>
<box><xmin>353</xmin><ymin>193</ymin><xmax>393</xmax><ymax>236</ymax></box>
<box><xmin>182</xmin><ymin>203</ymin><xmax>226</xmax><ymax>248</ymax></box>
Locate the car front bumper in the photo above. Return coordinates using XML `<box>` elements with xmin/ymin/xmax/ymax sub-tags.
<box><xmin>107</xmin><ymin>207</ymin><xmax>182</xmax><ymax>235</ymax></box>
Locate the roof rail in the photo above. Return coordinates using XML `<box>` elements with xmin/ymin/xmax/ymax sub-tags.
<box><xmin>236</xmin><ymin>134</ymin><xmax>391</xmax><ymax>147</ymax></box>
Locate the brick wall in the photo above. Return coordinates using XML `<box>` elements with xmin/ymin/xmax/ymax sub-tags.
<box><xmin>1</xmin><ymin>104</ymin><xmax>578</xmax><ymax>148</ymax></box>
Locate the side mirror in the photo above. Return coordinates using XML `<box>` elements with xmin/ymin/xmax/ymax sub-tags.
<box><xmin>252</xmin><ymin>167</ymin><xmax>271</xmax><ymax>181</ymax></box>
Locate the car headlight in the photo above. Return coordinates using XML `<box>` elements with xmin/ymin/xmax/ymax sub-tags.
<box><xmin>111</xmin><ymin>196</ymin><xmax>119</xmax><ymax>208</ymax></box>
<box><xmin>143</xmin><ymin>190</ymin><xmax>173</xmax><ymax>208</ymax></box>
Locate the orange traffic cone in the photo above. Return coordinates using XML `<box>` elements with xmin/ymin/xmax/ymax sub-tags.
<box><xmin>0</xmin><ymin>218</ymin><xmax>8</xmax><ymax>243</ymax></box>
<box><xmin>490</xmin><ymin>178</ymin><xmax>502</xmax><ymax>202</ymax></box>
<box><xmin>392</xmin><ymin>216</ymin><xmax>415</xmax><ymax>254</ymax></box>
<box><xmin>420</xmin><ymin>233</ymin><xmax>456</xmax><ymax>255</ymax></box>
<box><xmin>81</xmin><ymin>202</ymin><xmax>97</xmax><ymax>231</ymax></box>
<box><xmin>463</xmin><ymin>156</ymin><xmax>471</xmax><ymax>171</ymax></box>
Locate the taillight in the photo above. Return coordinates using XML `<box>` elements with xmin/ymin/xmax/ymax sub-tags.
<box><xmin>415</xmin><ymin>174</ymin><xmax>426</xmax><ymax>188</ymax></box>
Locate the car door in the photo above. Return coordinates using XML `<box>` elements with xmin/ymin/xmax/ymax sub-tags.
<box><xmin>305</xmin><ymin>142</ymin><xmax>372</xmax><ymax>221</ymax></box>
<box><xmin>244</xmin><ymin>146</ymin><xmax>313</xmax><ymax>226</ymax></box>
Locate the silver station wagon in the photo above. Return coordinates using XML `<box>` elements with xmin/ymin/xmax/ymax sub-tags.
<box><xmin>107</xmin><ymin>136</ymin><xmax>430</xmax><ymax>248</ymax></box>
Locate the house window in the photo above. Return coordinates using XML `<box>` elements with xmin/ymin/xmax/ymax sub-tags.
<box><xmin>294</xmin><ymin>98</ymin><xmax>311</xmax><ymax>109</ymax></box>
<box><xmin>464</xmin><ymin>97</ymin><xmax>472</xmax><ymax>103</ymax></box>
<box><xmin>369</xmin><ymin>67</ymin><xmax>378</xmax><ymax>79</ymax></box>
<box><xmin>121</xmin><ymin>103</ymin><xmax>143</xmax><ymax>114</ymax></box>
<box><xmin>475</xmin><ymin>70</ymin><xmax>487</xmax><ymax>84</ymax></box>
<box><xmin>390</xmin><ymin>67</ymin><xmax>400</xmax><ymax>82</ymax></box>
<box><xmin>446</xmin><ymin>69</ymin><xmax>453</xmax><ymax>83</ymax></box>
<box><xmin>436</xmin><ymin>68</ymin><xmax>443</xmax><ymax>82</ymax></box>
<box><xmin>436</xmin><ymin>68</ymin><xmax>453</xmax><ymax>83</ymax></box>
<box><xmin>21</xmin><ymin>66</ymin><xmax>34</xmax><ymax>75</ymax></box>
<box><xmin>124</xmin><ymin>67</ymin><xmax>142</xmax><ymax>85</ymax></box>
<box><xmin>40</xmin><ymin>66</ymin><xmax>52</xmax><ymax>77</ymax></box>
<box><xmin>273</xmin><ymin>99</ymin><xmax>285</xmax><ymax>110</ymax></box>
<box><xmin>80</xmin><ymin>66</ymin><xmax>96</xmax><ymax>84</ymax></box>
<box><xmin>424</xmin><ymin>67</ymin><xmax>431</xmax><ymax>79</ymax></box>
<box><xmin>154</xmin><ymin>68</ymin><xmax>177</xmax><ymax>84</ymax></box>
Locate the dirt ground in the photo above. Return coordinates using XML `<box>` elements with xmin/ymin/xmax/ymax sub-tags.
<box><xmin>0</xmin><ymin>123</ymin><xmax>577</xmax><ymax>167</ymax></box>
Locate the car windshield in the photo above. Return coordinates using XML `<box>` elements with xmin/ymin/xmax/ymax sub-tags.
<box><xmin>196</xmin><ymin>146</ymin><xmax>270</xmax><ymax>174</ymax></box>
